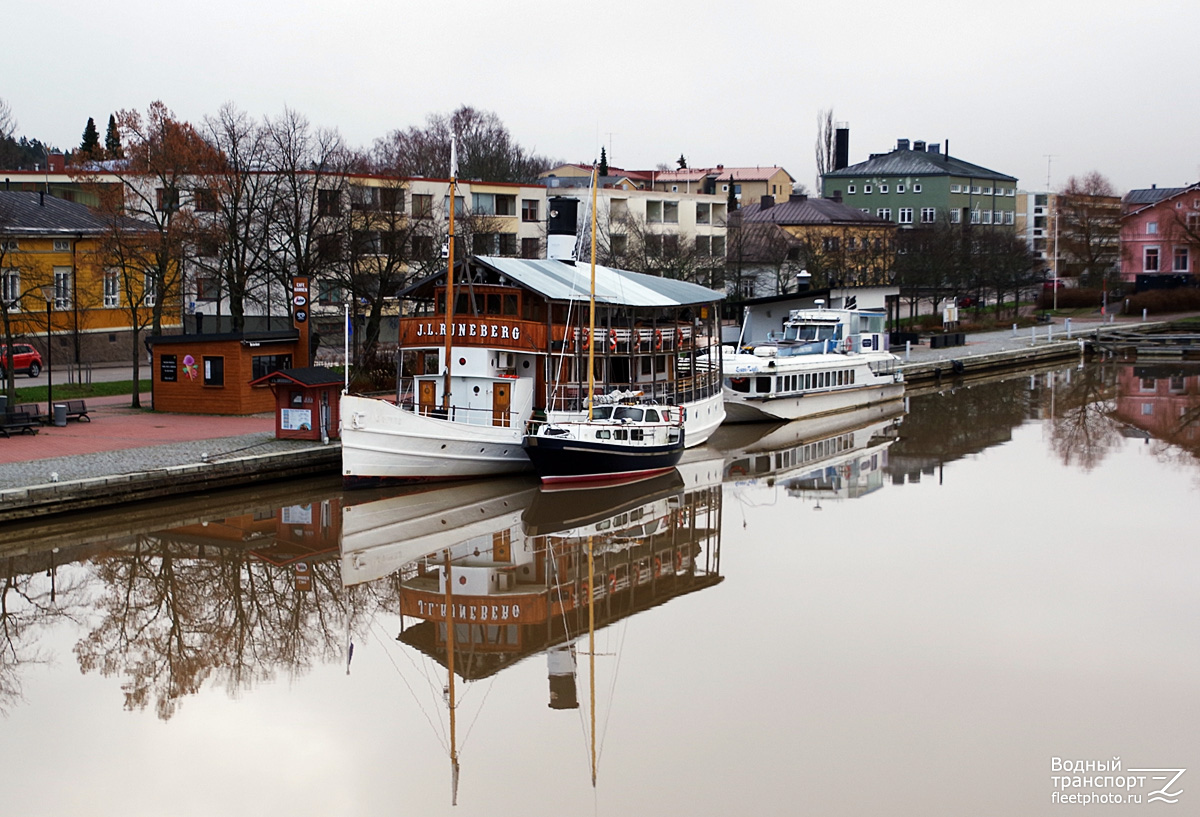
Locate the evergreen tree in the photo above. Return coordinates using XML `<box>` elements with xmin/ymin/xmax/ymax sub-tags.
<box><xmin>79</xmin><ymin>117</ymin><xmax>100</xmax><ymax>156</ymax></box>
<box><xmin>104</xmin><ymin>114</ymin><xmax>123</xmax><ymax>159</ymax></box>
<box><xmin>727</xmin><ymin>177</ymin><xmax>737</xmax><ymax>211</ymax></box>
<box><xmin>598</xmin><ymin>146</ymin><xmax>608</xmax><ymax>177</ymax></box>
<box><xmin>677</xmin><ymin>153</ymin><xmax>687</xmax><ymax>169</ymax></box>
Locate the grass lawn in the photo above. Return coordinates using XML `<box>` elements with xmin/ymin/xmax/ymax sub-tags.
<box><xmin>4</xmin><ymin>380</ymin><xmax>151</xmax><ymax>403</ymax></box>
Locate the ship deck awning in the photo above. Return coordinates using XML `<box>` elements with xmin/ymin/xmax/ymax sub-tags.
<box><xmin>399</xmin><ymin>255</ymin><xmax>725</xmax><ymax>309</ymax></box>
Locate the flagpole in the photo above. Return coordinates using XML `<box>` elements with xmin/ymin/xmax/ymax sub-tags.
<box><xmin>442</xmin><ymin>138</ymin><xmax>458</xmax><ymax>411</ymax></box>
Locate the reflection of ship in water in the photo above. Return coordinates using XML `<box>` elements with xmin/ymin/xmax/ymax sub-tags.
<box><xmin>341</xmin><ymin>470</ymin><xmax>722</xmax><ymax>684</ymax></box>
<box><xmin>709</xmin><ymin>401</ymin><xmax>903</xmax><ymax>501</ymax></box>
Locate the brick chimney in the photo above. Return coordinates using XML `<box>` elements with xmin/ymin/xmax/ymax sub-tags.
<box><xmin>49</xmin><ymin>153</ymin><xmax>65</xmax><ymax>173</ymax></box>
<box><xmin>760</xmin><ymin>195</ymin><xmax>774</xmax><ymax>209</ymax></box>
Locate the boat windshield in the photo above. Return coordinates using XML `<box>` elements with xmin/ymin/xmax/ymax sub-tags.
<box><xmin>783</xmin><ymin>323</ymin><xmax>836</xmax><ymax>342</ymax></box>
<box><xmin>613</xmin><ymin>406</ymin><xmax>644</xmax><ymax>422</ymax></box>
<box><xmin>590</xmin><ymin>405</ymin><xmax>614</xmax><ymax>420</ymax></box>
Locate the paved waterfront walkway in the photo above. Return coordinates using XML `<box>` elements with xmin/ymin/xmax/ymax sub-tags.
<box><xmin>0</xmin><ymin>311</ymin><xmax>1191</xmax><ymax>495</ymax></box>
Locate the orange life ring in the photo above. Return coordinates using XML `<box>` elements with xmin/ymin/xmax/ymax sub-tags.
<box><xmin>842</xmin><ymin>464</ymin><xmax>851</xmax><ymax>478</ymax></box>
<box><xmin>609</xmin><ymin>572</ymin><xmax>617</xmax><ymax>593</ymax></box>
<box><xmin>676</xmin><ymin>327</ymin><xmax>684</xmax><ymax>347</ymax></box>
<box><xmin>582</xmin><ymin>327</ymin><xmax>590</xmax><ymax>346</ymax></box>
<box><xmin>844</xmin><ymin>336</ymin><xmax>853</xmax><ymax>353</ymax></box>
<box><xmin>654</xmin><ymin>329</ymin><xmax>663</xmax><ymax>351</ymax></box>
<box><xmin>609</xmin><ymin>328</ymin><xmax>618</xmax><ymax>352</ymax></box>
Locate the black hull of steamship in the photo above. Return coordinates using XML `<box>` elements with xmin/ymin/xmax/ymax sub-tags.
<box><xmin>522</xmin><ymin>434</ymin><xmax>685</xmax><ymax>488</ymax></box>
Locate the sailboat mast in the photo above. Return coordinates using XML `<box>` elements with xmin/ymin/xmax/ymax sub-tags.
<box><xmin>442</xmin><ymin>139</ymin><xmax>458</xmax><ymax>410</ymax></box>
<box><xmin>587</xmin><ymin>164</ymin><xmax>598</xmax><ymax>421</ymax></box>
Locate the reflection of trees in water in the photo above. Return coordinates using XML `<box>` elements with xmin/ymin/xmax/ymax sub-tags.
<box><xmin>1</xmin><ymin>565</ymin><xmax>86</xmax><ymax>715</ymax></box>
<box><xmin>1043</xmin><ymin>364</ymin><xmax>1122</xmax><ymax>471</ymax></box>
<box><xmin>887</xmin><ymin>375</ymin><xmax>1034</xmax><ymax>480</ymax></box>
<box><xmin>73</xmin><ymin>536</ymin><xmax>373</xmax><ymax>720</ymax></box>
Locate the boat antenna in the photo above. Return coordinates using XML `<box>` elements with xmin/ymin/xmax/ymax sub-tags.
<box><xmin>442</xmin><ymin>136</ymin><xmax>459</xmax><ymax>411</ymax></box>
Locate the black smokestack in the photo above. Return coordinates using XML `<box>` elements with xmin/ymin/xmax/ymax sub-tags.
<box><xmin>834</xmin><ymin>127</ymin><xmax>849</xmax><ymax>170</ymax></box>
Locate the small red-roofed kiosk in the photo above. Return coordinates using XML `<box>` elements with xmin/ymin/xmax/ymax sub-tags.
<box><xmin>249</xmin><ymin>367</ymin><xmax>343</xmax><ymax>441</ymax></box>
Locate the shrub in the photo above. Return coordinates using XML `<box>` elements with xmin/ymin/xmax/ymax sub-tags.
<box><xmin>1124</xmin><ymin>287</ymin><xmax>1200</xmax><ymax>315</ymax></box>
<box><xmin>1036</xmin><ymin>287</ymin><xmax>1103</xmax><ymax>310</ymax></box>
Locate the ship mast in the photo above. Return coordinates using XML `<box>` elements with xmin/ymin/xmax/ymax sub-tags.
<box><xmin>587</xmin><ymin>163</ymin><xmax>598</xmax><ymax>421</ymax></box>
<box><xmin>442</xmin><ymin>138</ymin><xmax>458</xmax><ymax>411</ymax></box>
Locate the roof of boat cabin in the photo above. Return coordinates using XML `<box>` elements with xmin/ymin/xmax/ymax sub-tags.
<box><xmin>399</xmin><ymin>255</ymin><xmax>725</xmax><ymax>308</ymax></box>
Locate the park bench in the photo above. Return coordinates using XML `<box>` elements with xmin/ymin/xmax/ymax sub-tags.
<box><xmin>14</xmin><ymin>403</ymin><xmax>44</xmax><ymax>423</ymax></box>
<box><xmin>1</xmin><ymin>410</ymin><xmax>41</xmax><ymax>437</ymax></box>
<box><xmin>62</xmin><ymin>400</ymin><xmax>90</xmax><ymax>421</ymax></box>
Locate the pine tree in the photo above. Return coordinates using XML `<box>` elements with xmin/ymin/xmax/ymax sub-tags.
<box><xmin>598</xmin><ymin>146</ymin><xmax>608</xmax><ymax>177</ymax></box>
<box><xmin>104</xmin><ymin>114</ymin><xmax>123</xmax><ymax>159</ymax></box>
<box><xmin>727</xmin><ymin>178</ymin><xmax>737</xmax><ymax>211</ymax></box>
<box><xmin>677</xmin><ymin>153</ymin><xmax>687</xmax><ymax>170</ymax></box>
<box><xmin>79</xmin><ymin>117</ymin><xmax>100</xmax><ymax>157</ymax></box>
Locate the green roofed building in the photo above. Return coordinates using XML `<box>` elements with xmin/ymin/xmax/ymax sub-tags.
<box><xmin>821</xmin><ymin>137</ymin><xmax>1018</xmax><ymax>230</ymax></box>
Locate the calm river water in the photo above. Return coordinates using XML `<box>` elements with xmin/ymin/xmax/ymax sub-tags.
<box><xmin>2</xmin><ymin>360</ymin><xmax>1197</xmax><ymax>816</ymax></box>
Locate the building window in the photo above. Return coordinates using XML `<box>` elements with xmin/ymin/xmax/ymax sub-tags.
<box><xmin>696</xmin><ymin>235</ymin><xmax>711</xmax><ymax>255</ymax></box>
<box><xmin>53</xmin><ymin>267</ymin><xmax>71</xmax><ymax>309</ymax></box>
<box><xmin>876</xmin><ymin>208</ymin><xmax>891</xmax><ymax>221</ymax></box>
<box><xmin>193</xmin><ymin>188</ymin><xmax>218</xmax><ymax>212</ymax></box>
<box><xmin>196</xmin><ymin>274</ymin><xmax>219</xmax><ymax>301</ymax></box>
<box><xmin>921</xmin><ymin>207</ymin><xmax>936</xmax><ymax>223</ymax></box>
<box><xmin>696</xmin><ymin>203</ymin><xmax>711</xmax><ymax>224</ymax></box>
<box><xmin>898</xmin><ymin>208</ymin><xmax>913</xmax><ymax>224</ymax></box>
<box><xmin>143</xmin><ymin>271</ymin><xmax>157</xmax><ymax>306</ymax></box>
<box><xmin>646</xmin><ymin>201</ymin><xmax>663</xmax><ymax>223</ymax></box>
<box><xmin>380</xmin><ymin>187</ymin><xmax>403</xmax><ymax>212</ymax></box>
<box><xmin>350</xmin><ymin>185</ymin><xmax>381</xmax><ymax>211</ymax></box>
<box><xmin>156</xmin><ymin>187</ymin><xmax>179</xmax><ymax>212</ymax></box>
<box><xmin>671</xmin><ymin>185</ymin><xmax>678</xmax><ymax>193</ymax></box>
<box><xmin>712</xmin><ymin>236</ymin><xmax>726</xmax><ymax>256</ymax></box>
<box><xmin>494</xmin><ymin>195</ymin><xmax>516</xmax><ymax>216</ymax></box>
<box><xmin>950</xmin><ymin>209</ymin><xmax>961</xmax><ymax>223</ymax></box>
<box><xmin>611</xmin><ymin>234</ymin><xmax>627</xmax><ymax>255</ymax></box>
<box><xmin>1174</xmin><ymin>247</ymin><xmax>1189</xmax><ymax>271</ymax></box>
<box><xmin>521</xmin><ymin>199</ymin><xmax>539</xmax><ymax>222</ymax></box>
<box><xmin>1146</xmin><ymin>221</ymin><xmax>1158</xmax><ymax>234</ymax></box>
<box><xmin>103</xmin><ymin>269</ymin><xmax>119</xmax><ymax>308</ymax></box>
<box><xmin>896</xmin><ymin>184</ymin><xmax>905</xmax><ymax>194</ymax></box>
<box><xmin>499</xmin><ymin>233</ymin><xmax>517</xmax><ymax>256</ymax></box>
<box><xmin>1144</xmin><ymin>247</ymin><xmax>1160</xmax><ymax>271</ymax></box>
<box><xmin>412</xmin><ymin>194</ymin><xmax>433</xmax><ymax>219</ymax></box>
<box><xmin>1005</xmin><ymin>211</ymin><xmax>1014</xmax><ymax>225</ymax></box>
<box><xmin>317</xmin><ymin>279</ymin><xmax>342</xmax><ymax>305</ymax></box>
<box><xmin>252</xmin><ymin>354</ymin><xmax>292</xmax><ymax>380</ymax></box>
<box><xmin>2</xmin><ymin>268</ymin><xmax>20</xmax><ymax>306</ymax></box>
<box><xmin>317</xmin><ymin>189</ymin><xmax>340</xmax><ymax>216</ymax></box>
<box><xmin>202</xmin><ymin>356</ymin><xmax>225</xmax><ymax>387</ymax></box>
<box><xmin>663</xmin><ymin>201</ymin><xmax>679</xmax><ymax>223</ymax></box>
<box><xmin>521</xmin><ymin>237</ymin><xmax>540</xmax><ymax>258</ymax></box>
<box><xmin>970</xmin><ymin>209</ymin><xmax>981</xmax><ymax>224</ymax></box>
<box><xmin>971</xmin><ymin>186</ymin><xmax>981</xmax><ymax>195</ymax></box>
<box><xmin>982</xmin><ymin>210</ymin><xmax>994</xmax><ymax>225</ymax></box>
<box><xmin>914</xmin><ymin>183</ymin><xmax>922</xmax><ymax>193</ymax></box>
<box><xmin>880</xmin><ymin>184</ymin><xmax>889</xmax><ymax>194</ymax></box>
<box><xmin>472</xmin><ymin>233</ymin><xmax>496</xmax><ymax>255</ymax></box>
<box><xmin>982</xmin><ymin>187</ymin><xmax>992</xmax><ymax>195</ymax></box>
<box><xmin>950</xmin><ymin>184</ymin><xmax>962</xmax><ymax>193</ymax></box>
<box><xmin>442</xmin><ymin>195</ymin><xmax>465</xmax><ymax>217</ymax></box>
<box><xmin>53</xmin><ymin>239</ymin><xmax>71</xmax><ymax>252</ymax></box>
<box><xmin>864</xmin><ymin>185</ymin><xmax>872</xmax><ymax>194</ymax></box>
<box><xmin>847</xmin><ymin>185</ymin><xmax>855</xmax><ymax>194</ymax></box>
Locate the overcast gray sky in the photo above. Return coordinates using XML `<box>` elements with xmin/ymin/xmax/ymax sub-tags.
<box><xmin>7</xmin><ymin>0</ymin><xmax>1197</xmax><ymax>194</ymax></box>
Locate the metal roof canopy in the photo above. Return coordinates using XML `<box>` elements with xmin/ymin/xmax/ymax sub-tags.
<box><xmin>401</xmin><ymin>255</ymin><xmax>725</xmax><ymax>308</ymax></box>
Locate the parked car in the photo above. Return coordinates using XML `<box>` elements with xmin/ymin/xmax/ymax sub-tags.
<box><xmin>0</xmin><ymin>343</ymin><xmax>43</xmax><ymax>378</ymax></box>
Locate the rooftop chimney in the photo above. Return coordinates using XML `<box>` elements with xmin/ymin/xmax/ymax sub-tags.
<box><xmin>832</xmin><ymin>191</ymin><xmax>843</xmax><ymax>203</ymax></box>
<box><xmin>897</xmin><ymin>138</ymin><xmax>910</xmax><ymax>151</ymax></box>
<box><xmin>834</xmin><ymin>126</ymin><xmax>849</xmax><ymax>170</ymax></box>
<box><xmin>789</xmin><ymin>193</ymin><xmax>808</xmax><ymax>203</ymax></box>
<box><xmin>913</xmin><ymin>140</ymin><xmax>926</xmax><ymax>152</ymax></box>
<box><xmin>48</xmin><ymin>153</ymin><xmax>65</xmax><ymax>173</ymax></box>
<box><xmin>760</xmin><ymin>195</ymin><xmax>775</xmax><ymax>209</ymax></box>
<box><xmin>928</xmin><ymin>143</ymin><xmax>941</xmax><ymax>155</ymax></box>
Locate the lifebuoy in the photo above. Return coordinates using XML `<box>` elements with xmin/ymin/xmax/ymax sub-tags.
<box><xmin>676</xmin><ymin>327</ymin><xmax>684</xmax><ymax>348</ymax></box>
<box><xmin>844</xmin><ymin>336</ymin><xmax>853</xmax><ymax>353</ymax></box>
<box><xmin>609</xmin><ymin>572</ymin><xmax>617</xmax><ymax>593</ymax></box>
<box><xmin>842</xmin><ymin>464</ymin><xmax>851</xmax><ymax>478</ymax></box>
<box><xmin>582</xmin><ymin>327</ymin><xmax>590</xmax><ymax>346</ymax></box>
<box><xmin>654</xmin><ymin>329</ymin><xmax>663</xmax><ymax>351</ymax></box>
<box><xmin>608</xmin><ymin>328</ymin><xmax>618</xmax><ymax>352</ymax></box>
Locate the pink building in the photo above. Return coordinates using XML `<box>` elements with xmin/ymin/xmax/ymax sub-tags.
<box><xmin>1120</xmin><ymin>183</ymin><xmax>1200</xmax><ymax>285</ymax></box>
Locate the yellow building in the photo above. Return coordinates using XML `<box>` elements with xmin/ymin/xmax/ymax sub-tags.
<box><xmin>0</xmin><ymin>189</ymin><xmax>167</xmax><ymax>367</ymax></box>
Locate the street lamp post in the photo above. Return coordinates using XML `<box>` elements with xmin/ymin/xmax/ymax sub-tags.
<box><xmin>43</xmin><ymin>291</ymin><xmax>53</xmax><ymax>418</ymax></box>
<box><xmin>1052</xmin><ymin>208</ymin><xmax>1059</xmax><ymax>312</ymax></box>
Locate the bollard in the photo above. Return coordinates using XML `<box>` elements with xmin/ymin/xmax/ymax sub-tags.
<box><xmin>1142</xmin><ymin>308</ymin><xmax>1147</xmax><ymax>322</ymax></box>
<box><xmin>1031</xmin><ymin>326</ymin><xmax>1036</xmax><ymax>346</ymax></box>
<box><xmin>905</xmin><ymin>340</ymin><xmax>911</xmax><ymax>362</ymax></box>
<box><xmin>1066</xmin><ymin>318</ymin><xmax>1072</xmax><ymax>339</ymax></box>
<box><xmin>1048</xmin><ymin>323</ymin><xmax>1053</xmax><ymax>341</ymax></box>
<box><xmin>1012</xmin><ymin>323</ymin><xmax>1018</xmax><ymax>337</ymax></box>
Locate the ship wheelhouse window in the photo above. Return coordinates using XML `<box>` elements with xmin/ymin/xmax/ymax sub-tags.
<box><xmin>644</xmin><ymin>409</ymin><xmax>661</xmax><ymax>422</ymax></box>
<box><xmin>592</xmin><ymin>406</ymin><xmax>614</xmax><ymax>420</ymax></box>
<box><xmin>756</xmin><ymin>376</ymin><xmax>772</xmax><ymax>393</ymax></box>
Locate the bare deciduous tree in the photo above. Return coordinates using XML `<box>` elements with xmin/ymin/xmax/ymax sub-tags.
<box><xmin>1057</xmin><ymin>171</ymin><xmax>1120</xmax><ymax>287</ymax></box>
<box><xmin>814</xmin><ymin>107</ymin><xmax>836</xmax><ymax>192</ymax></box>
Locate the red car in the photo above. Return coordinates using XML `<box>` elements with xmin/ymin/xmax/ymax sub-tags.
<box><xmin>1</xmin><ymin>343</ymin><xmax>43</xmax><ymax>378</ymax></box>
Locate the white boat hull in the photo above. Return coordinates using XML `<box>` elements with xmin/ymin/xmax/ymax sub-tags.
<box><xmin>546</xmin><ymin>390</ymin><xmax>724</xmax><ymax>449</ymax></box>
<box><xmin>340</xmin><ymin>394</ymin><xmax>533</xmax><ymax>482</ymax></box>
<box><xmin>724</xmin><ymin>380</ymin><xmax>905</xmax><ymax>423</ymax></box>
